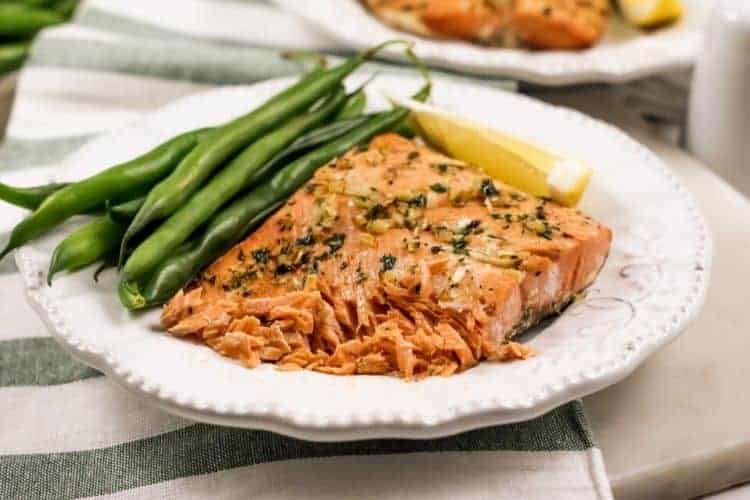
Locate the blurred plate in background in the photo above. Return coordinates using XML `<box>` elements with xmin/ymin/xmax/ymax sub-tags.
<box><xmin>273</xmin><ymin>0</ymin><xmax>710</xmax><ymax>85</ymax></box>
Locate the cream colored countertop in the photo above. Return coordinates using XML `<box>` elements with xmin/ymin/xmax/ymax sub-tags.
<box><xmin>536</xmin><ymin>86</ymin><xmax>750</xmax><ymax>500</ymax></box>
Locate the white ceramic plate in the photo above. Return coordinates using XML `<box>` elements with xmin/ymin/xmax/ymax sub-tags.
<box><xmin>17</xmin><ymin>74</ymin><xmax>711</xmax><ymax>441</ymax></box>
<box><xmin>273</xmin><ymin>0</ymin><xmax>710</xmax><ymax>85</ymax></box>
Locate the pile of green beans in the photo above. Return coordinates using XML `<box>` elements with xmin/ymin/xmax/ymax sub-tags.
<box><xmin>0</xmin><ymin>1</ymin><xmax>80</xmax><ymax>77</ymax></box>
<box><xmin>0</xmin><ymin>41</ymin><xmax>433</xmax><ymax>312</ymax></box>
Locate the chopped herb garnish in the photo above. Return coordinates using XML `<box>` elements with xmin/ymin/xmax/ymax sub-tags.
<box><xmin>536</xmin><ymin>205</ymin><xmax>547</xmax><ymax>220</ymax></box>
<box><xmin>380</xmin><ymin>254</ymin><xmax>397</xmax><ymax>272</ymax></box>
<box><xmin>366</xmin><ymin>203</ymin><xmax>386</xmax><ymax>221</ymax></box>
<box><xmin>355</xmin><ymin>268</ymin><xmax>367</xmax><ymax>284</ymax></box>
<box><xmin>276</xmin><ymin>214</ymin><xmax>294</xmax><ymax>231</ymax></box>
<box><xmin>279</xmin><ymin>241</ymin><xmax>293</xmax><ymax>255</ymax></box>
<box><xmin>433</xmin><ymin>163</ymin><xmax>449</xmax><ymax>174</ymax></box>
<box><xmin>405</xmin><ymin>238</ymin><xmax>420</xmax><ymax>253</ymax></box>
<box><xmin>252</xmin><ymin>248</ymin><xmax>270</xmax><ymax>264</ymax></box>
<box><xmin>299</xmin><ymin>252</ymin><xmax>311</xmax><ymax>265</ymax></box>
<box><xmin>525</xmin><ymin>219</ymin><xmax>554</xmax><ymax>240</ymax></box>
<box><xmin>481</xmin><ymin>178</ymin><xmax>499</xmax><ymax>198</ymax></box>
<box><xmin>275</xmin><ymin>263</ymin><xmax>292</xmax><ymax>275</ymax></box>
<box><xmin>430</xmin><ymin>183</ymin><xmax>447</xmax><ymax>193</ymax></box>
<box><xmin>452</xmin><ymin>238</ymin><xmax>469</xmax><ymax>255</ymax></box>
<box><xmin>456</xmin><ymin>219</ymin><xmax>481</xmax><ymax>235</ymax></box>
<box><xmin>324</xmin><ymin>233</ymin><xmax>346</xmax><ymax>253</ymax></box>
<box><xmin>408</xmin><ymin>193</ymin><xmax>427</xmax><ymax>208</ymax></box>
<box><xmin>296</xmin><ymin>233</ymin><xmax>315</xmax><ymax>246</ymax></box>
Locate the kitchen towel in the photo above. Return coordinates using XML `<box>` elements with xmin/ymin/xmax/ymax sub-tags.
<box><xmin>0</xmin><ymin>1</ymin><xmax>612</xmax><ymax>498</ymax></box>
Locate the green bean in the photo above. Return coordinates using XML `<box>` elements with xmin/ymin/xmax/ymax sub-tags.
<box><xmin>0</xmin><ymin>181</ymin><xmax>68</xmax><ymax>210</ymax></box>
<box><xmin>93</xmin><ymin>255</ymin><xmax>117</xmax><ymax>283</ymax></box>
<box><xmin>393</xmin><ymin>119</ymin><xmax>418</xmax><ymax>138</ymax></box>
<box><xmin>336</xmin><ymin>88</ymin><xmax>367</xmax><ymax>120</ymax></box>
<box><xmin>47</xmin><ymin>216</ymin><xmax>123</xmax><ymax>284</ymax></box>
<box><xmin>0</xmin><ymin>41</ymin><xmax>30</xmax><ymax>76</ymax></box>
<box><xmin>106</xmin><ymin>196</ymin><xmax>145</xmax><ymax>225</ymax></box>
<box><xmin>119</xmin><ymin>83</ymin><xmax>430</xmax><ymax>309</ymax></box>
<box><xmin>52</xmin><ymin>0</ymin><xmax>78</xmax><ymax>18</ymax></box>
<box><xmin>255</xmin><ymin>115</ymin><xmax>371</xmax><ymax>180</ymax></box>
<box><xmin>0</xmin><ymin>4</ymin><xmax>64</xmax><ymax>37</ymax></box>
<box><xmin>120</xmin><ymin>40</ymin><xmax>407</xmax><ymax>263</ymax></box>
<box><xmin>244</xmin><ymin>79</ymin><xmax>372</xmax><ymax>179</ymax></box>
<box><xmin>2</xmin><ymin>0</ymin><xmax>57</xmax><ymax>6</ymax></box>
<box><xmin>47</xmin><ymin>196</ymin><xmax>145</xmax><ymax>284</ymax></box>
<box><xmin>121</xmin><ymin>86</ymin><xmax>348</xmax><ymax>282</ymax></box>
<box><xmin>0</xmin><ymin>128</ymin><xmax>209</xmax><ymax>262</ymax></box>
<box><xmin>281</xmin><ymin>50</ymin><xmax>328</xmax><ymax>70</ymax></box>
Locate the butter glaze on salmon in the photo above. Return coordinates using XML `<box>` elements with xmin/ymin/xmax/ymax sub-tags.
<box><xmin>162</xmin><ymin>134</ymin><xmax>612</xmax><ymax>378</ymax></box>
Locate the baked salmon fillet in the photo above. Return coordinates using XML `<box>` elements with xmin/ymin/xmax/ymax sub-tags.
<box><xmin>162</xmin><ymin>134</ymin><xmax>612</xmax><ymax>378</ymax></box>
<box><xmin>362</xmin><ymin>0</ymin><xmax>611</xmax><ymax>50</ymax></box>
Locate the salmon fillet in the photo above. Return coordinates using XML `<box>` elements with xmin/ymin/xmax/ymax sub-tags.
<box><xmin>362</xmin><ymin>0</ymin><xmax>611</xmax><ymax>50</ymax></box>
<box><xmin>162</xmin><ymin>134</ymin><xmax>612</xmax><ymax>378</ymax></box>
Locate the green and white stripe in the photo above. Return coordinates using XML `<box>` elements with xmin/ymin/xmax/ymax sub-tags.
<box><xmin>0</xmin><ymin>405</ymin><xmax>604</xmax><ymax>500</ymax></box>
<box><xmin>0</xmin><ymin>0</ymin><xmax>611</xmax><ymax>498</ymax></box>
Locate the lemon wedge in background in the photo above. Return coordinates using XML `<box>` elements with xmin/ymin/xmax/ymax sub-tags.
<box><xmin>618</xmin><ymin>0</ymin><xmax>683</xmax><ymax>28</ymax></box>
<box><xmin>389</xmin><ymin>96</ymin><xmax>592</xmax><ymax>207</ymax></box>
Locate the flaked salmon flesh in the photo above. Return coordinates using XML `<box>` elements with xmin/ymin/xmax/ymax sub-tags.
<box><xmin>162</xmin><ymin>134</ymin><xmax>612</xmax><ymax>379</ymax></box>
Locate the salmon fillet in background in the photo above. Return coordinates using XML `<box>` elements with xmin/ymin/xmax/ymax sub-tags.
<box><xmin>363</xmin><ymin>0</ymin><xmax>611</xmax><ymax>50</ymax></box>
<box><xmin>162</xmin><ymin>134</ymin><xmax>612</xmax><ymax>379</ymax></box>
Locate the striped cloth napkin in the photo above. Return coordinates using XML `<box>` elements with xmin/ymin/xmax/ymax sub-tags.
<box><xmin>0</xmin><ymin>1</ymin><xmax>613</xmax><ymax>498</ymax></box>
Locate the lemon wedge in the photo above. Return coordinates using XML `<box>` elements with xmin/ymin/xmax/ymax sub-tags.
<box><xmin>389</xmin><ymin>96</ymin><xmax>592</xmax><ymax>207</ymax></box>
<box><xmin>618</xmin><ymin>0</ymin><xmax>683</xmax><ymax>28</ymax></box>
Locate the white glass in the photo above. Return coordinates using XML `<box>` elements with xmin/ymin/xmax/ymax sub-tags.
<box><xmin>687</xmin><ymin>0</ymin><xmax>750</xmax><ymax>195</ymax></box>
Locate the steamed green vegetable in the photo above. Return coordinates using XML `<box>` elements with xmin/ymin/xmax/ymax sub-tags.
<box><xmin>47</xmin><ymin>197</ymin><xmax>145</xmax><ymax>284</ymax></box>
